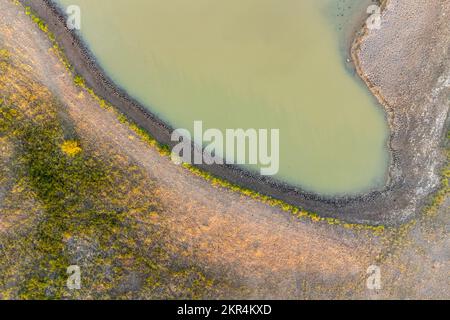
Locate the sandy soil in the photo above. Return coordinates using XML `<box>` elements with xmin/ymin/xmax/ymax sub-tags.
<box><xmin>0</xmin><ymin>0</ymin><xmax>448</xmax><ymax>299</ymax></box>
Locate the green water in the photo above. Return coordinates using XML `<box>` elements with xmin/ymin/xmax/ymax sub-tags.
<box><xmin>55</xmin><ymin>0</ymin><xmax>389</xmax><ymax>195</ymax></box>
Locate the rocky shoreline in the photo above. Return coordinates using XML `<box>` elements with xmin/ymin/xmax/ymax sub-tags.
<box><xmin>18</xmin><ymin>0</ymin><xmax>449</xmax><ymax>225</ymax></box>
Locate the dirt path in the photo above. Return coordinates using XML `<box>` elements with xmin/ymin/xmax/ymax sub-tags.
<box><xmin>0</xmin><ymin>0</ymin><xmax>448</xmax><ymax>299</ymax></box>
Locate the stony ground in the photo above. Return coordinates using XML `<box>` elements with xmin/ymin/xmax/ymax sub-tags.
<box><xmin>351</xmin><ymin>0</ymin><xmax>450</xmax><ymax>224</ymax></box>
<box><xmin>0</xmin><ymin>0</ymin><xmax>448</xmax><ymax>299</ymax></box>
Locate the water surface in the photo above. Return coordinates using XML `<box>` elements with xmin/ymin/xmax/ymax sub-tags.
<box><xmin>55</xmin><ymin>0</ymin><xmax>389</xmax><ymax>195</ymax></box>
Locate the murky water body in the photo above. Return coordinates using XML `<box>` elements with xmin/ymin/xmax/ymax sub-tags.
<box><xmin>55</xmin><ymin>0</ymin><xmax>388</xmax><ymax>195</ymax></box>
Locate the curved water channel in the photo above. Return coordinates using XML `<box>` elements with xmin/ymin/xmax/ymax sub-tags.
<box><xmin>55</xmin><ymin>0</ymin><xmax>389</xmax><ymax>196</ymax></box>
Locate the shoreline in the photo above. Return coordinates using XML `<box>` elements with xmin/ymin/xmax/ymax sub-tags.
<box><xmin>18</xmin><ymin>0</ymin><xmax>450</xmax><ymax>225</ymax></box>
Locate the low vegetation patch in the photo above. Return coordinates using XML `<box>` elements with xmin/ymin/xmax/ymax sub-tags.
<box><xmin>0</xmin><ymin>48</ymin><xmax>234</xmax><ymax>299</ymax></box>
